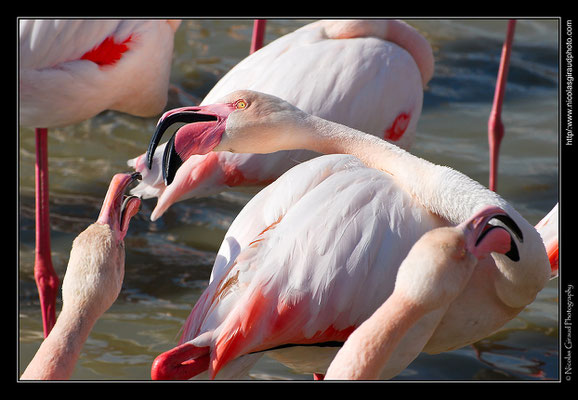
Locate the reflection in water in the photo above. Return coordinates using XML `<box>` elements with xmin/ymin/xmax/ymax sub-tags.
<box><xmin>19</xmin><ymin>19</ymin><xmax>559</xmax><ymax>380</ymax></box>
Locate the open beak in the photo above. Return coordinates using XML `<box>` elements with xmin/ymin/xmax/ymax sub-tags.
<box><xmin>97</xmin><ymin>172</ymin><xmax>142</xmax><ymax>240</ymax></box>
<box><xmin>459</xmin><ymin>205</ymin><xmax>524</xmax><ymax>261</ymax></box>
<box><xmin>146</xmin><ymin>103</ymin><xmax>236</xmax><ymax>186</ymax></box>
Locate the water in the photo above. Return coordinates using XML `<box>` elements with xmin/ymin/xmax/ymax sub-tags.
<box><xmin>18</xmin><ymin>18</ymin><xmax>559</xmax><ymax>381</ymax></box>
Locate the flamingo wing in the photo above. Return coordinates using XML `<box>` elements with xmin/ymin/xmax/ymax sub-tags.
<box><xmin>174</xmin><ymin>155</ymin><xmax>442</xmax><ymax>378</ymax></box>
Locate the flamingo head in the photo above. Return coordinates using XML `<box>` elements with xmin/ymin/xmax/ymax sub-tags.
<box><xmin>396</xmin><ymin>205</ymin><xmax>522</xmax><ymax>311</ymax></box>
<box><xmin>62</xmin><ymin>172</ymin><xmax>141</xmax><ymax>318</ymax></box>
<box><xmin>96</xmin><ymin>172</ymin><xmax>142</xmax><ymax>242</ymax></box>
<box><xmin>458</xmin><ymin>205</ymin><xmax>523</xmax><ymax>262</ymax></box>
<box><xmin>146</xmin><ymin>90</ymin><xmax>305</xmax><ymax>185</ymax></box>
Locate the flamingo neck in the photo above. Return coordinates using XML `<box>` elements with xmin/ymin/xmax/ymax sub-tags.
<box><xmin>325</xmin><ymin>291</ymin><xmax>424</xmax><ymax>380</ymax></box>
<box><xmin>296</xmin><ymin>114</ymin><xmax>550</xmax><ymax>309</ymax></box>
<box><xmin>303</xmin><ymin>114</ymin><xmax>502</xmax><ymax>224</ymax></box>
<box><xmin>20</xmin><ymin>306</ymin><xmax>97</xmax><ymax>380</ymax></box>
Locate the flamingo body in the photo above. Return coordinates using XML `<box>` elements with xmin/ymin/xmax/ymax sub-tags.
<box><xmin>130</xmin><ymin>19</ymin><xmax>434</xmax><ymax>221</ymax></box>
<box><xmin>184</xmin><ymin>155</ymin><xmax>441</xmax><ymax>377</ymax></box>
<box><xmin>19</xmin><ymin>19</ymin><xmax>180</xmax><ymax>128</ymax></box>
<box><xmin>153</xmin><ymin>154</ymin><xmax>443</xmax><ymax>379</ymax></box>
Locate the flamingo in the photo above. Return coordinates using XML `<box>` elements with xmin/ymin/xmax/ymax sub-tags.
<box><xmin>21</xmin><ymin>173</ymin><xmax>141</xmax><ymax>380</ymax></box>
<box><xmin>128</xmin><ymin>19</ymin><xmax>434</xmax><ymax>221</ymax></box>
<box><xmin>488</xmin><ymin>19</ymin><xmax>516</xmax><ymax>192</ymax></box>
<box><xmin>324</xmin><ymin>212</ymin><xmax>512</xmax><ymax>380</ymax></box>
<box><xmin>19</xmin><ymin>19</ymin><xmax>181</xmax><ymax>337</ymax></box>
<box><xmin>146</xmin><ymin>90</ymin><xmax>554</xmax><ymax>380</ymax></box>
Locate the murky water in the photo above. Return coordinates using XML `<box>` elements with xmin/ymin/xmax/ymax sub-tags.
<box><xmin>18</xmin><ymin>18</ymin><xmax>559</xmax><ymax>381</ymax></box>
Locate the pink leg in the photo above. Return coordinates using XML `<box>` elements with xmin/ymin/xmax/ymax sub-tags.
<box><xmin>34</xmin><ymin>127</ymin><xmax>59</xmax><ymax>338</ymax></box>
<box><xmin>250</xmin><ymin>19</ymin><xmax>267</xmax><ymax>54</ymax></box>
<box><xmin>488</xmin><ymin>20</ymin><xmax>516</xmax><ymax>192</ymax></box>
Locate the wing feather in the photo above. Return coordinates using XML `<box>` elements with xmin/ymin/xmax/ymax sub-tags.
<box><xmin>180</xmin><ymin>155</ymin><xmax>442</xmax><ymax>376</ymax></box>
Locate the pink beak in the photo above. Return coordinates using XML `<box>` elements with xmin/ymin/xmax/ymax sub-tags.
<box><xmin>146</xmin><ymin>103</ymin><xmax>237</xmax><ymax>185</ymax></box>
<box><xmin>96</xmin><ymin>172</ymin><xmax>142</xmax><ymax>241</ymax></box>
<box><xmin>458</xmin><ymin>206</ymin><xmax>523</xmax><ymax>261</ymax></box>
<box><xmin>458</xmin><ymin>205</ymin><xmax>523</xmax><ymax>261</ymax></box>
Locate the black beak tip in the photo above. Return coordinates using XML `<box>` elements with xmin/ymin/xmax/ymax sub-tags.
<box><xmin>146</xmin><ymin>135</ymin><xmax>159</xmax><ymax>170</ymax></box>
<box><xmin>162</xmin><ymin>134</ymin><xmax>183</xmax><ymax>186</ymax></box>
<box><xmin>147</xmin><ymin>118</ymin><xmax>172</xmax><ymax>171</ymax></box>
<box><xmin>147</xmin><ymin>109</ymin><xmax>219</xmax><ymax>181</ymax></box>
<box><xmin>505</xmin><ymin>237</ymin><xmax>520</xmax><ymax>262</ymax></box>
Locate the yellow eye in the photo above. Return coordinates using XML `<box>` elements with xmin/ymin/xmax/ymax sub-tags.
<box><xmin>235</xmin><ymin>99</ymin><xmax>248</xmax><ymax>109</ymax></box>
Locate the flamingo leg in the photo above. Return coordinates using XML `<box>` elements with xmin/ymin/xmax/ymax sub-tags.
<box><xmin>250</xmin><ymin>20</ymin><xmax>267</xmax><ymax>54</ymax></box>
<box><xmin>488</xmin><ymin>19</ymin><xmax>516</xmax><ymax>192</ymax></box>
<box><xmin>34</xmin><ymin>127</ymin><xmax>59</xmax><ymax>338</ymax></box>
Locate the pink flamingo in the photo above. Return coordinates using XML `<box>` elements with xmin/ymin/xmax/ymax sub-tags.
<box><xmin>326</xmin><ymin>201</ymin><xmax>558</xmax><ymax>380</ymax></box>
<box><xmin>19</xmin><ymin>19</ymin><xmax>181</xmax><ymax>337</ymax></box>
<box><xmin>128</xmin><ymin>19</ymin><xmax>434</xmax><ymax>222</ymax></box>
<box><xmin>488</xmin><ymin>19</ymin><xmax>516</xmax><ymax>192</ymax></box>
<box><xmin>146</xmin><ymin>90</ymin><xmax>554</xmax><ymax>380</ymax></box>
<box><xmin>21</xmin><ymin>173</ymin><xmax>141</xmax><ymax>380</ymax></box>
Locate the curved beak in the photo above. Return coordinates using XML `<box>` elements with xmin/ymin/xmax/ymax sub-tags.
<box><xmin>97</xmin><ymin>172</ymin><xmax>142</xmax><ymax>240</ymax></box>
<box><xmin>458</xmin><ymin>205</ymin><xmax>523</xmax><ymax>261</ymax></box>
<box><xmin>146</xmin><ymin>103</ymin><xmax>236</xmax><ymax>186</ymax></box>
<box><xmin>151</xmin><ymin>342</ymin><xmax>211</xmax><ymax>380</ymax></box>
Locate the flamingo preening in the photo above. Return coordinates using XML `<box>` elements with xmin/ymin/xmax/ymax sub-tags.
<box><xmin>21</xmin><ymin>173</ymin><xmax>141</xmax><ymax>380</ymax></box>
<box><xmin>129</xmin><ymin>19</ymin><xmax>434</xmax><ymax>221</ymax></box>
<box><xmin>324</xmin><ymin>212</ymin><xmax>512</xmax><ymax>380</ymax></box>
<box><xmin>146</xmin><ymin>90</ymin><xmax>555</xmax><ymax>380</ymax></box>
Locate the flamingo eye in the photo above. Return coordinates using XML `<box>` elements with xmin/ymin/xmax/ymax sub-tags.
<box><xmin>234</xmin><ymin>99</ymin><xmax>248</xmax><ymax>109</ymax></box>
